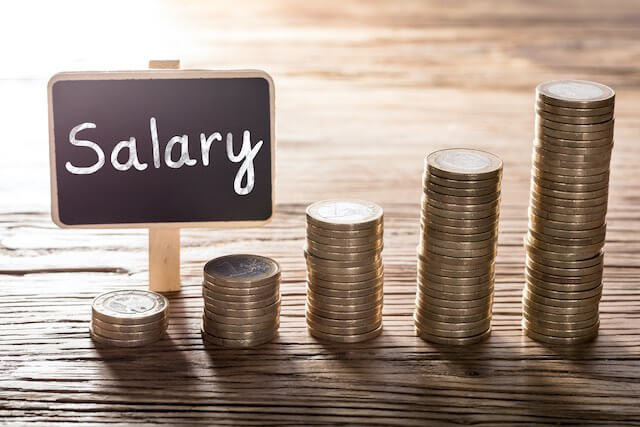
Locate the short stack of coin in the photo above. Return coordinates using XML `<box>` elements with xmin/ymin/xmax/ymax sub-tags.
<box><xmin>90</xmin><ymin>290</ymin><xmax>169</xmax><ymax>347</ymax></box>
<box><xmin>201</xmin><ymin>254</ymin><xmax>281</xmax><ymax>348</ymax></box>
<box><xmin>415</xmin><ymin>149</ymin><xmax>503</xmax><ymax>345</ymax></box>
<box><xmin>305</xmin><ymin>199</ymin><xmax>384</xmax><ymax>343</ymax></box>
<box><xmin>524</xmin><ymin>80</ymin><xmax>614</xmax><ymax>345</ymax></box>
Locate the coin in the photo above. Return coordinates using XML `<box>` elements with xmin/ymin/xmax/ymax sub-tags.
<box><xmin>203</xmin><ymin>306</ymin><xmax>279</xmax><ymax>325</ymax></box>
<box><xmin>306</xmin><ymin>232</ymin><xmax>382</xmax><ymax>246</ymax></box>
<box><xmin>306</xmin><ymin>317</ymin><xmax>381</xmax><ymax>336</ymax></box>
<box><xmin>305</xmin><ymin>245</ymin><xmax>381</xmax><ymax>262</ymax></box>
<box><xmin>304</xmin><ymin>251</ymin><xmax>382</xmax><ymax>268</ymax></box>
<box><xmin>419</xmin><ymin>284</ymin><xmax>494</xmax><ymax>301</ymax></box>
<box><xmin>536</xmin><ymin>80</ymin><xmax>615</xmax><ymax>108</ymax></box>
<box><xmin>422</xmin><ymin>218</ymin><xmax>498</xmax><ymax>235</ymax></box>
<box><xmin>306</xmin><ymin>239</ymin><xmax>383</xmax><ymax>255</ymax></box>
<box><xmin>423</xmin><ymin>226</ymin><xmax>497</xmax><ymax>243</ymax></box>
<box><xmin>532</xmin><ymin>176</ymin><xmax>609</xmax><ymax>193</ymax></box>
<box><xmin>523</xmin><ymin>326</ymin><xmax>598</xmax><ymax>345</ymax></box>
<box><xmin>416</xmin><ymin>308</ymin><xmax>490</xmax><ymax>324</ymax></box>
<box><xmin>203</xmin><ymin>293</ymin><xmax>279</xmax><ymax>310</ymax></box>
<box><xmin>305</xmin><ymin>303</ymin><xmax>382</xmax><ymax>320</ymax></box>
<box><xmin>525</xmin><ymin>273</ymin><xmax>602</xmax><ymax>293</ymax></box>
<box><xmin>425</xmin><ymin>181</ymin><xmax>499</xmax><ymax>197</ymax></box>
<box><xmin>525</xmin><ymin>282</ymin><xmax>602</xmax><ymax>300</ymax></box>
<box><xmin>308</xmin><ymin>268</ymin><xmax>383</xmax><ymax>284</ymax></box>
<box><xmin>203</xmin><ymin>279</ymin><xmax>278</xmax><ymax>296</ymax></box>
<box><xmin>426</xmin><ymin>173</ymin><xmax>501</xmax><ymax>189</ymax></box>
<box><xmin>305</xmin><ymin>310</ymin><xmax>380</xmax><ymax>328</ymax></box>
<box><xmin>91</xmin><ymin>316</ymin><xmax>168</xmax><ymax>333</ymax></box>
<box><xmin>536</xmin><ymin>100</ymin><xmax>614</xmax><ymax>117</ymax></box>
<box><xmin>415</xmin><ymin>325</ymin><xmax>491</xmax><ymax>344</ymax></box>
<box><xmin>531</xmin><ymin>166</ymin><xmax>610</xmax><ymax>185</ymax></box>
<box><xmin>205</xmin><ymin>299</ymin><xmax>281</xmax><ymax>318</ymax></box>
<box><xmin>90</xmin><ymin>322</ymin><xmax>166</xmax><ymax>341</ymax></box>
<box><xmin>202</xmin><ymin>316</ymin><xmax>277</xmax><ymax>333</ymax></box>
<box><xmin>521</xmin><ymin>302</ymin><xmax>598</xmax><ymax>323</ymax></box>
<box><xmin>307</xmin><ymin>287</ymin><xmax>383</xmax><ymax>306</ymax></box>
<box><xmin>204</xmin><ymin>254</ymin><xmax>280</xmax><ymax>288</ymax></box>
<box><xmin>531</xmin><ymin>183</ymin><xmax>608</xmax><ymax>201</ymax></box>
<box><xmin>415</xmin><ymin>317</ymin><xmax>490</xmax><ymax>338</ymax></box>
<box><xmin>522</xmin><ymin>318</ymin><xmax>599</xmax><ymax>338</ymax></box>
<box><xmin>533</xmin><ymin>146</ymin><xmax>612</xmax><ymax>164</ymax></box>
<box><xmin>416</xmin><ymin>291</ymin><xmax>493</xmax><ymax>309</ymax></box>
<box><xmin>528</xmin><ymin>229</ymin><xmax>605</xmax><ymax>248</ymax></box>
<box><xmin>420</xmin><ymin>236</ymin><xmax>496</xmax><ymax>251</ymax></box>
<box><xmin>419</xmin><ymin>270</ymin><xmax>494</xmax><ymax>287</ymax></box>
<box><xmin>528</xmin><ymin>206</ymin><xmax>606</xmax><ymax>224</ymax></box>
<box><xmin>306</xmin><ymin>262</ymin><xmax>382</xmax><ymax>276</ymax></box>
<box><xmin>306</xmin><ymin>199</ymin><xmax>383</xmax><ymax>231</ymax></box>
<box><xmin>90</xmin><ymin>325</ymin><xmax>164</xmax><ymax>347</ymax></box>
<box><xmin>201</xmin><ymin>325</ymin><xmax>276</xmax><ymax>348</ymax></box>
<box><xmin>422</xmin><ymin>202</ymin><xmax>498</xmax><ymax>220</ymax></box>
<box><xmin>306</xmin><ymin>222</ymin><xmax>383</xmax><ymax>239</ymax></box>
<box><xmin>528</xmin><ymin>213</ymin><xmax>606</xmax><ymax>232</ymax></box>
<box><xmin>535</xmin><ymin>109</ymin><xmax>614</xmax><ymax>125</ymax></box>
<box><xmin>309</xmin><ymin>283</ymin><xmax>383</xmax><ymax>298</ymax></box>
<box><xmin>309</xmin><ymin>324</ymin><xmax>383</xmax><ymax>343</ymax></box>
<box><xmin>420</xmin><ymin>242</ymin><xmax>496</xmax><ymax>258</ymax></box>
<box><xmin>202</xmin><ymin>323</ymin><xmax>279</xmax><ymax>341</ymax></box>
<box><xmin>426</xmin><ymin>149</ymin><xmax>503</xmax><ymax>181</ymax></box>
<box><xmin>424</xmin><ymin>188</ymin><xmax>500</xmax><ymax>206</ymax></box>
<box><xmin>526</xmin><ymin>250</ymin><xmax>603</xmax><ymax>270</ymax></box>
<box><xmin>307</xmin><ymin>275</ymin><xmax>384</xmax><ymax>291</ymax></box>
<box><xmin>525</xmin><ymin>266</ymin><xmax>602</xmax><ymax>286</ymax></box>
<box><xmin>203</xmin><ymin>286</ymin><xmax>278</xmax><ymax>303</ymax></box>
<box><xmin>536</xmin><ymin>117</ymin><xmax>613</xmax><ymax>133</ymax></box>
<box><xmin>526</xmin><ymin>256</ymin><xmax>603</xmax><ymax>277</ymax></box>
<box><xmin>92</xmin><ymin>290</ymin><xmax>168</xmax><ymax>325</ymax></box>
<box><xmin>522</xmin><ymin>296</ymin><xmax>598</xmax><ymax>315</ymax></box>
<box><xmin>416</xmin><ymin>299</ymin><xmax>492</xmax><ymax>316</ymax></box>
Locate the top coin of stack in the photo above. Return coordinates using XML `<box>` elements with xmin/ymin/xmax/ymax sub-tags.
<box><xmin>416</xmin><ymin>148</ymin><xmax>503</xmax><ymax>345</ymax></box>
<box><xmin>524</xmin><ymin>80</ymin><xmax>615</xmax><ymax>345</ymax></box>
<box><xmin>201</xmin><ymin>254</ymin><xmax>281</xmax><ymax>348</ymax></box>
<box><xmin>90</xmin><ymin>290</ymin><xmax>169</xmax><ymax>347</ymax></box>
<box><xmin>305</xmin><ymin>199</ymin><xmax>384</xmax><ymax>343</ymax></box>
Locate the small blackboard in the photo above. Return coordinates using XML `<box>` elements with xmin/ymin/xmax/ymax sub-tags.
<box><xmin>48</xmin><ymin>70</ymin><xmax>274</xmax><ymax>228</ymax></box>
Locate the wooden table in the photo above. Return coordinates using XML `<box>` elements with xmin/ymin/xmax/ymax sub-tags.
<box><xmin>2</xmin><ymin>1</ymin><xmax>639</xmax><ymax>424</ymax></box>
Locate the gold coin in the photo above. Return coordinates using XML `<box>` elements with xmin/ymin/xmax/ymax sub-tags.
<box><xmin>418</xmin><ymin>269</ymin><xmax>494</xmax><ymax>286</ymax></box>
<box><xmin>535</xmin><ymin>100</ymin><xmax>614</xmax><ymax>116</ymax></box>
<box><xmin>309</xmin><ymin>323</ymin><xmax>383</xmax><ymax>343</ymax></box>
<box><xmin>306</xmin><ymin>231</ymin><xmax>382</xmax><ymax>246</ymax></box>
<box><xmin>304</xmin><ymin>250</ymin><xmax>382</xmax><ymax>268</ymax></box>
<box><xmin>528</xmin><ymin>206</ymin><xmax>606</xmax><ymax>224</ymax></box>
<box><xmin>203</xmin><ymin>293</ymin><xmax>279</xmax><ymax>310</ymax></box>
<box><xmin>416</xmin><ymin>299</ymin><xmax>492</xmax><ymax>317</ymax></box>
<box><xmin>536</xmin><ymin>117</ymin><xmax>613</xmax><ymax>133</ymax></box>
<box><xmin>419</xmin><ymin>284</ymin><xmax>494</xmax><ymax>301</ymax></box>
<box><xmin>89</xmin><ymin>322</ymin><xmax>165</xmax><ymax>341</ymax></box>
<box><xmin>415</xmin><ymin>308</ymin><xmax>490</xmax><ymax>324</ymax></box>
<box><xmin>414</xmin><ymin>319</ymin><xmax>490</xmax><ymax>339</ymax></box>
<box><xmin>308</xmin><ymin>275</ymin><xmax>384</xmax><ymax>292</ymax></box>
<box><xmin>415</xmin><ymin>326</ymin><xmax>491</xmax><ymax>345</ymax></box>
<box><xmin>521</xmin><ymin>302</ymin><xmax>598</xmax><ymax>322</ymax></box>
<box><xmin>203</xmin><ymin>306</ymin><xmax>279</xmax><ymax>325</ymax></box>
<box><xmin>536</xmin><ymin>109</ymin><xmax>613</xmax><ymax>125</ymax></box>
<box><xmin>426</xmin><ymin>149</ymin><xmax>503</xmax><ymax>181</ymax></box>
<box><xmin>304</xmin><ymin>245</ymin><xmax>381</xmax><ymax>262</ymax></box>
<box><xmin>90</xmin><ymin>326</ymin><xmax>164</xmax><ymax>347</ymax></box>
<box><xmin>306</xmin><ymin>302</ymin><xmax>382</xmax><ymax>320</ymax></box>
<box><xmin>421</xmin><ymin>218</ymin><xmax>498</xmax><ymax>235</ymax></box>
<box><xmin>522</xmin><ymin>296</ymin><xmax>597</xmax><ymax>315</ymax></box>
<box><xmin>204</xmin><ymin>299</ymin><xmax>280</xmax><ymax>318</ymax></box>
<box><xmin>203</xmin><ymin>279</ymin><xmax>278</xmax><ymax>296</ymax></box>
<box><xmin>306</xmin><ymin>317</ymin><xmax>381</xmax><ymax>336</ymax></box>
<box><xmin>424</xmin><ymin>188</ymin><xmax>500</xmax><ymax>206</ymax></box>
<box><xmin>305</xmin><ymin>310</ymin><xmax>381</xmax><ymax>328</ymax></box>
<box><xmin>422</xmin><ymin>226</ymin><xmax>497</xmax><ymax>243</ymax></box>
<box><xmin>425</xmin><ymin>173</ymin><xmax>501</xmax><ymax>189</ymax></box>
<box><xmin>523</xmin><ymin>312</ymin><xmax>599</xmax><ymax>331</ymax></box>
<box><xmin>526</xmin><ymin>250</ymin><xmax>603</xmax><ymax>270</ymax></box>
<box><xmin>306</xmin><ymin>222</ymin><xmax>383</xmax><ymax>238</ymax></box>
<box><xmin>416</xmin><ymin>291</ymin><xmax>493</xmax><ymax>309</ymax></box>
<box><xmin>203</xmin><ymin>254</ymin><xmax>281</xmax><ymax>288</ymax></box>
<box><xmin>308</xmin><ymin>268</ymin><xmax>383</xmax><ymax>284</ymax></box>
<box><xmin>528</xmin><ymin>229</ymin><xmax>605</xmax><ymax>248</ymax></box>
<box><xmin>203</xmin><ymin>286</ymin><xmax>278</xmax><ymax>303</ymax></box>
<box><xmin>201</xmin><ymin>326</ymin><xmax>276</xmax><ymax>348</ymax></box>
<box><xmin>532</xmin><ymin>176</ymin><xmax>609</xmax><ymax>193</ymax></box>
<box><xmin>307</xmin><ymin>287</ymin><xmax>383</xmax><ymax>306</ymax></box>
<box><xmin>525</xmin><ymin>265</ymin><xmax>602</xmax><ymax>286</ymax></box>
<box><xmin>523</xmin><ymin>325</ymin><xmax>598</xmax><ymax>345</ymax></box>
<box><xmin>306</xmin><ymin>199</ymin><xmax>383</xmax><ymax>231</ymax></box>
<box><xmin>202</xmin><ymin>316</ymin><xmax>278</xmax><ymax>334</ymax></box>
<box><xmin>425</xmin><ymin>180</ymin><xmax>499</xmax><ymax>197</ymax></box>
<box><xmin>536</xmin><ymin>80</ymin><xmax>615</xmax><ymax>108</ymax></box>
<box><xmin>531</xmin><ymin>165</ymin><xmax>610</xmax><ymax>184</ymax></box>
<box><xmin>522</xmin><ymin>290</ymin><xmax>600</xmax><ymax>309</ymax></box>
<box><xmin>526</xmin><ymin>255</ymin><xmax>603</xmax><ymax>277</ymax></box>
<box><xmin>522</xmin><ymin>318</ymin><xmax>599</xmax><ymax>339</ymax></box>
<box><xmin>533</xmin><ymin>139</ymin><xmax>613</xmax><ymax>155</ymax></box>
<box><xmin>306</xmin><ymin>239</ymin><xmax>383</xmax><ymax>254</ymax></box>
<box><xmin>90</xmin><ymin>315</ymin><xmax>168</xmax><ymax>333</ymax></box>
<box><xmin>525</xmin><ymin>281</ymin><xmax>602</xmax><ymax>300</ymax></box>
<box><xmin>525</xmin><ymin>272</ymin><xmax>602</xmax><ymax>293</ymax></box>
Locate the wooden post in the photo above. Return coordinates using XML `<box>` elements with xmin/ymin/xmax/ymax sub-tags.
<box><xmin>148</xmin><ymin>59</ymin><xmax>181</xmax><ymax>293</ymax></box>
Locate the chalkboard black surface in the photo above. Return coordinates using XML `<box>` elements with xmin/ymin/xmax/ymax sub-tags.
<box><xmin>48</xmin><ymin>70</ymin><xmax>274</xmax><ymax>228</ymax></box>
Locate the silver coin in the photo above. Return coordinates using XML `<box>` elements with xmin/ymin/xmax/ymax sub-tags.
<box><xmin>92</xmin><ymin>290</ymin><xmax>168</xmax><ymax>325</ymax></box>
<box><xmin>306</xmin><ymin>199</ymin><xmax>383</xmax><ymax>230</ymax></box>
<box><xmin>204</xmin><ymin>254</ymin><xmax>280</xmax><ymax>287</ymax></box>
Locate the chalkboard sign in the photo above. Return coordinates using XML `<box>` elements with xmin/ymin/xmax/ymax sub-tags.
<box><xmin>48</xmin><ymin>70</ymin><xmax>274</xmax><ymax>228</ymax></box>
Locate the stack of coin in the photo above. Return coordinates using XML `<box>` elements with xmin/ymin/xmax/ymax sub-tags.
<box><xmin>524</xmin><ymin>80</ymin><xmax>614</xmax><ymax>345</ymax></box>
<box><xmin>305</xmin><ymin>199</ymin><xmax>384</xmax><ymax>343</ymax></box>
<box><xmin>201</xmin><ymin>254</ymin><xmax>281</xmax><ymax>348</ymax></box>
<box><xmin>415</xmin><ymin>149</ymin><xmax>503</xmax><ymax>345</ymax></box>
<box><xmin>90</xmin><ymin>290</ymin><xmax>169</xmax><ymax>347</ymax></box>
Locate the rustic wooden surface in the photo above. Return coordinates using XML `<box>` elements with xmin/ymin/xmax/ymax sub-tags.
<box><xmin>1</xmin><ymin>1</ymin><xmax>640</xmax><ymax>424</ymax></box>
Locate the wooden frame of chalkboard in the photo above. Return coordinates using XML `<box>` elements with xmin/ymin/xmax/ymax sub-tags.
<box><xmin>47</xmin><ymin>70</ymin><xmax>275</xmax><ymax>229</ymax></box>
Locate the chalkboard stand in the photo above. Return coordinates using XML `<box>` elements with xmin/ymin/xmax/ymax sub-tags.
<box><xmin>147</xmin><ymin>59</ymin><xmax>182</xmax><ymax>293</ymax></box>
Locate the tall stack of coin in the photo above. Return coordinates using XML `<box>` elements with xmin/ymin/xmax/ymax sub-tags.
<box><xmin>201</xmin><ymin>254</ymin><xmax>281</xmax><ymax>348</ymax></box>
<box><xmin>524</xmin><ymin>80</ymin><xmax>614</xmax><ymax>345</ymax></box>
<box><xmin>415</xmin><ymin>149</ymin><xmax>503</xmax><ymax>345</ymax></box>
<box><xmin>305</xmin><ymin>199</ymin><xmax>384</xmax><ymax>343</ymax></box>
<box><xmin>90</xmin><ymin>290</ymin><xmax>169</xmax><ymax>347</ymax></box>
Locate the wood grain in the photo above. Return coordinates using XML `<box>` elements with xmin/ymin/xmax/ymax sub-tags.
<box><xmin>1</xmin><ymin>0</ymin><xmax>640</xmax><ymax>425</ymax></box>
